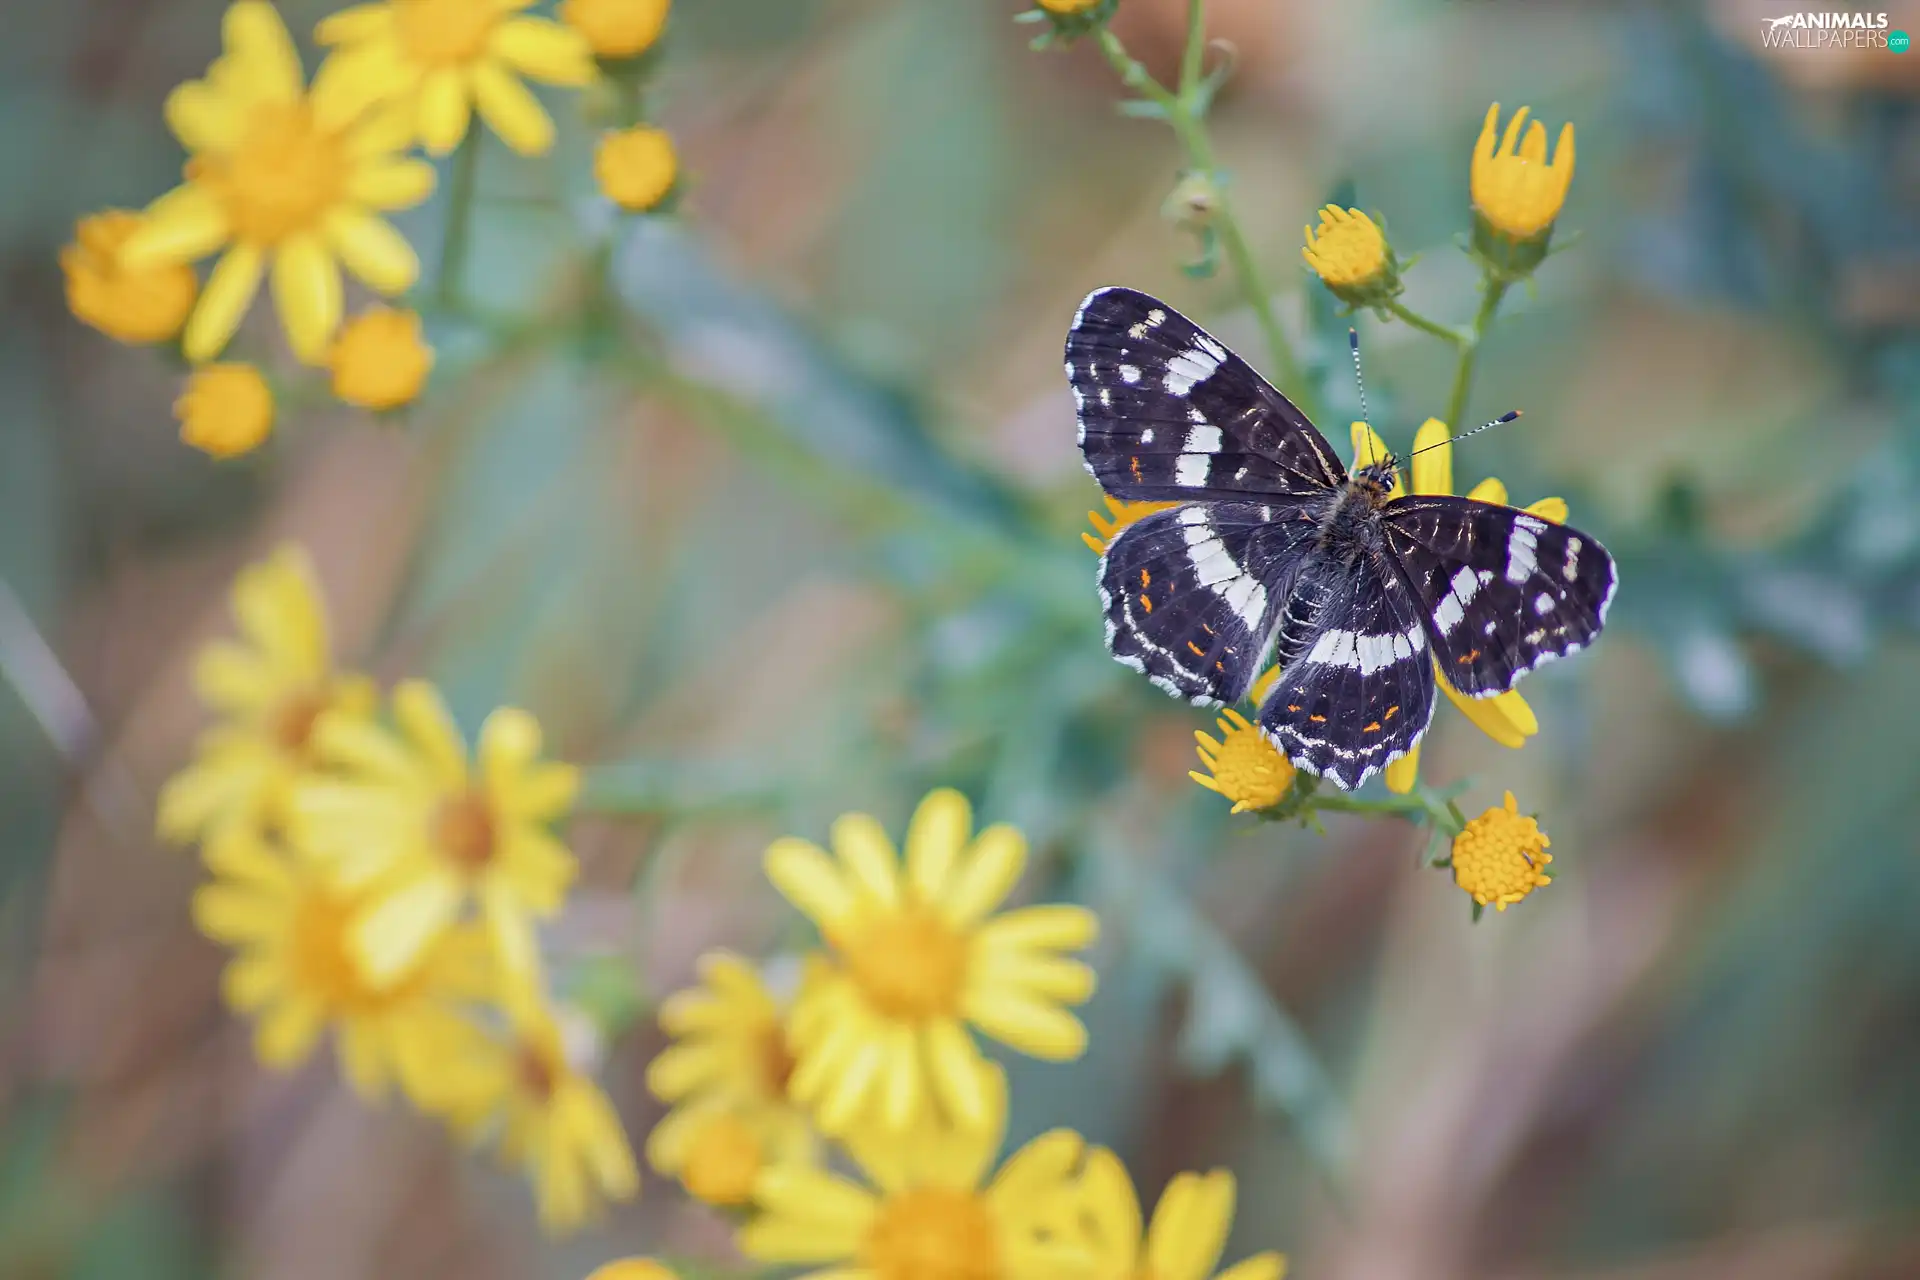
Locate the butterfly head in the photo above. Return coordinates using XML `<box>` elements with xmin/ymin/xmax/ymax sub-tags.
<box><xmin>1352</xmin><ymin>455</ymin><xmax>1400</xmax><ymax>506</ymax></box>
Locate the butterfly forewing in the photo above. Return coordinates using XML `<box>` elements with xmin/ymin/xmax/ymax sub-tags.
<box><xmin>1382</xmin><ymin>496</ymin><xmax>1617</xmax><ymax>696</ymax></box>
<box><xmin>1067</xmin><ymin>287</ymin><xmax>1347</xmax><ymax>502</ymax></box>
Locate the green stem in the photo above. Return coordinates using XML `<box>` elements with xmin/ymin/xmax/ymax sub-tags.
<box><xmin>1384</xmin><ymin>298</ymin><xmax>1467</xmax><ymax>348</ymax></box>
<box><xmin>1095</xmin><ymin>10</ymin><xmax>1313</xmax><ymax>418</ymax></box>
<box><xmin>1443</xmin><ymin>277</ymin><xmax>1508</xmax><ymax>430</ymax></box>
<box><xmin>1311</xmin><ymin>793</ymin><xmax>1432</xmax><ymax>819</ymax></box>
<box><xmin>437</xmin><ymin>130</ymin><xmax>481</xmax><ymax>309</ymax></box>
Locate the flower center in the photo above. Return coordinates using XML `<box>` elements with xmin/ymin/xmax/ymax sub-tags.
<box><xmin>195</xmin><ymin>103</ymin><xmax>345</xmax><ymax>245</ymax></box>
<box><xmin>517</xmin><ymin>1039</ymin><xmax>560</xmax><ymax>1100</ymax></box>
<box><xmin>291</xmin><ymin>888</ymin><xmax>406</xmax><ymax>1010</ymax></box>
<box><xmin>393</xmin><ymin>0</ymin><xmax>500</xmax><ymax>66</ymax></box>
<box><xmin>271</xmin><ymin>689</ymin><xmax>330</xmax><ymax>754</ymax></box>
<box><xmin>756</xmin><ymin>1022</ymin><xmax>797</xmax><ymax>1098</ymax></box>
<box><xmin>433</xmin><ymin>793</ymin><xmax>497</xmax><ymax>871</ymax></box>
<box><xmin>840</xmin><ymin>908</ymin><xmax>967</xmax><ymax>1022</ymax></box>
<box><xmin>863</xmin><ymin>1188</ymin><xmax>1002</xmax><ymax>1280</ymax></box>
<box><xmin>680</xmin><ymin>1113</ymin><xmax>764</xmax><ymax>1207</ymax></box>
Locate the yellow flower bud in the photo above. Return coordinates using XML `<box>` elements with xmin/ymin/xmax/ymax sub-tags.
<box><xmin>594</xmin><ymin>126</ymin><xmax>678</xmax><ymax>212</ymax></box>
<box><xmin>1470</xmin><ymin>104</ymin><xmax>1575</xmax><ymax>277</ymax></box>
<box><xmin>61</xmin><ymin>211</ymin><xmax>198</xmax><ymax>345</ymax></box>
<box><xmin>328</xmin><ymin>306</ymin><xmax>433</xmax><ymax>410</ymax></box>
<box><xmin>1451</xmin><ymin>790</ymin><xmax>1552</xmax><ymax>911</ymax></box>
<box><xmin>560</xmin><ymin>0</ymin><xmax>671</xmax><ymax>60</ymax></box>
<box><xmin>1301</xmin><ymin>205</ymin><xmax>1401</xmax><ymax>309</ymax></box>
<box><xmin>175</xmin><ymin>363</ymin><xmax>273</xmax><ymax>459</ymax></box>
<box><xmin>1038</xmin><ymin>0</ymin><xmax>1103</xmax><ymax>13</ymax></box>
<box><xmin>1191</xmin><ymin>708</ymin><xmax>1296</xmax><ymax>813</ymax></box>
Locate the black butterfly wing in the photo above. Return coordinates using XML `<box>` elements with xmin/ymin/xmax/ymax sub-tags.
<box><xmin>1100</xmin><ymin>499</ymin><xmax>1322</xmax><ymax>707</ymax></box>
<box><xmin>1382</xmin><ymin>496</ymin><xmax>1617</xmax><ymax>696</ymax></box>
<box><xmin>1068</xmin><ymin>287</ymin><xmax>1347</xmax><ymax>502</ymax></box>
<box><xmin>1256</xmin><ymin>551</ymin><xmax>1437</xmax><ymax>790</ymax></box>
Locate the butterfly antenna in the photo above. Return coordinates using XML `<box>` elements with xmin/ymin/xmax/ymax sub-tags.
<box><xmin>1349</xmin><ymin>328</ymin><xmax>1377</xmax><ymax>467</ymax></box>
<box><xmin>1407</xmin><ymin>409</ymin><xmax>1524</xmax><ymax>459</ymax></box>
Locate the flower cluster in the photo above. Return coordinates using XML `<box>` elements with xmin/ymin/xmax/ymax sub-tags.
<box><xmin>61</xmin><ymin>0</ymin><xmax>679</xmax><ymax>459</ymax></box>
<box><xmin>598</xmin><ymin>787</ymin><xmax>1286</xmax><ymax>1280</ymax></box>
<box><xmin>172</xmin><ymin>545</ymin><xmax>636</xmax><ymax>1233</ymax></box>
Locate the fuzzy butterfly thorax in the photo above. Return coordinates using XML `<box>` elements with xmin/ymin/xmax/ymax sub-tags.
<box><xmin>1067</xmin><ymin>287</ymin><xmax>1615</xmax><ymax>789</ymax></box>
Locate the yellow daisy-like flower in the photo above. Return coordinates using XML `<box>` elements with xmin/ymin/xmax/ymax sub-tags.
<box><xmin>768</xmin><ymin>788</ymin><xmax>1099</xmax><ymax>1134</ymax></box>
<box><xmin>328</xmin><ymin>305</ymin><xmax>433</xmax><ymax>409</ymax></box>
<box><xmin>1083</xmin><ymin>494</ymin><xmax>1179</xmax><ymax>554</ymax></box>
<box><xmin>740</xmin><ymin>1062</ymin><xmax>1094</xmax><ymax>1280</ymax></box>
<box><xmin>1376</xmin><ymin>418</ymin><xmax>1568</xmax><ymax>795</ymax></box>
<box><xmin>645</xmin><ymin>952</ymin><xmax>817</xmax><ymax>1208</ymax></box>
<box><xmin>158</xmin><ymin>545</ymin><xmax>376</xmax><ymax>847</ymax></box>
<box><xmin>315</xmin><ymin>0</ymin><xmax>597</xmax><ymax>157</ymax></box>
<box><xmin>1190</xmin><ymin>708</ymin><xmax>1295</xmax><ymax>814</ymax></box>
<box><xmin>1451</xmin><ymin>790</ymin><xmax>1552</xmax><ymax>911</ymax></box>
<box><xmin>192</xmin><ymin>826</ymin><xmax>494</xmax><ymax>1107</ymax></box>
<box><xmin>120</xmin><ymin>1</ymin><xmax>434</xmax><ymax>364</ymax></box>
<box><xmin>1069</xmin><ymin>1150</ymin><xmax>1287</xmax><ymax>1280</ymax></box>
<box><xmin>441</xmin><ymin>1001</ymin><xmax>641</xmax><ymax>1233</ymax></box>
<box><xmin>61</xmin><ymin>210</ymin><xmax>199</xmax><ymax>345</ymax></box>
<box><xmin>175</xmin><ymin>362</ymin><xmax>276</xmax><ymax>459</ymax></box>
<box><xmin>594</xmin><ymin>126</ymin><xmax>678</xmax><ymax>212</ymax></box>
<box><xmin>289</xmin><ymin>679</ymin><xmax>580</xmax><ymax>988</ymax></box>
<box><xmin>560</xmin><ymin>0</ymin><xmax>670</xmax><ymax>60</ymax></box>
<box><xmin>1471</xmin><ymin>104</ymin><xmax>1575</xmax><ymax>243</ymax></box>
<box><xmin>1301</xmin><ymin>205</ymin><xmax>1387</xmax><ymax>289</ymax></box>
<box><xmin>585</xmin><ymin>1263</ymin><xmax>678</xmax><ymax>1280</ymax></box>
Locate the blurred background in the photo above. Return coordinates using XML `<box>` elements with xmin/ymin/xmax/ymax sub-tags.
<box><xmin>8</xmin><ymin>0</ymin><xmax>1920</xmax><ymax>1276</ymax></box>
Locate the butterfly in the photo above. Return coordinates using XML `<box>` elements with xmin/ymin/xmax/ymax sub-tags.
<box><xmin>1066</xmin><ymin>286</ymin><xmax>1617</xmax><ymax>790</ymax></box>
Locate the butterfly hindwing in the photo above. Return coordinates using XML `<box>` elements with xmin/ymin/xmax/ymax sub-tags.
<box><xmin>1383</xmin><ymin>496</ymin><xmax>1617</xmax><ymax>696</ymax></box>
<box><xmin>1100</xmin><ymin>500</ymin><xmax>1320</xmax><ymax>706</ymax></box>
<box><xmin>1256</xmin><ymin>552</ymin><xmax>1437</xmax><ymax>790</ymax></box>
<box><xmin>1067</xmin><ymin>287</ymin><xmax>1347</xmax><ymax>502</ymax></box>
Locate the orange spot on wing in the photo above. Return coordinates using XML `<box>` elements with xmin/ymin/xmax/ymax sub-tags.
<box><xmin>1130</xmin><ymin>456</ymin><xmax>1143</xmax><ymax>483</ymax></box>
<box><xmin>1286</xmin><ymin>704</ymin><xmax>1302</xmax><ymax>712</ymax></box>
<box><xmin>1186</xmin><ymin>641</ymin><xmax>1206</xmax><ymax>657</ymax></box>
<box><xmin>1309</xmin><ymin>714</ymin><xmax>1327</xmax><ymax>723</ymax></box>
<box><xmin>1140</xmin><ymin>569</ymin><xmax>1151</xmax><ymax>587</ymax></box>
<box><xmin>1215</xmin><ymin>661</ymin><xmax>1225</xmax><ymax>672</ymax></box>
<box><xmin>1457</xmin><ymin>648</ymin><xmax>1480</xmax><ymax>664</ymax></box>
<box><xmin>1140</xmin><ymin>594</ymin><xmax>1153</xmax><ymax>613</ymax></box>
<box><xmin>1363</xmin><ymin>721</ymin><xmax>1381</xmax><ymax>732</ymax></box>
<box><xmin>1385</xmin><ymin>705</ymin><xmax>1400</xmax><ymax>719</ymax></box>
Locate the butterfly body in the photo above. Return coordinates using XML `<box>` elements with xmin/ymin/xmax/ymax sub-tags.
<box><xmin>1068</xmin><ymin>286</ymin><xmax>1616</xmax><ymax>790</ymax></box>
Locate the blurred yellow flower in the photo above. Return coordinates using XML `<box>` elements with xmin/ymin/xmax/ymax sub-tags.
<box><xmin>443</xmin><ymin>1002</ymin><xmax>640</xmax><ymax>1233</ymax></box>
<box><xmin>175</xmin><ymin>362</ymin><xmax>275</xmax><ymax>459</ymax></box>
<box><xmin>739</xmin><ymin>1062</ymin><xmax>1093</xmax><ymax>1280</ymax></box>
<box><xmin>291</xmin><ymin>680</ymin><xmax>580</xmax><ymax>988</ymax></box>
<box><xmin>159</xmin><ymin>545</ymin><xmax>377</xmax><ymax>847</ymax></box>
<box><xmin>1451</xmin><ymin>790</ymin><xmax>1552</xmax><ymax>911</ymax></box>
<box><xmin>1083</xmin><ymin>494</ymin><xmax>1178</xmax><ymax>554</ymax></box>
<box><xmin>1379</xmin><ymin>418</ymin><xmax>1566</xmax><ymax>795</ymax></box>
<box><xmin>594</xmin><ymin>126</ymin><xmax>678</xmax><ymax>211</ymax></box>
<box><xmin>1190</xmin><ymin>708</ymin><xmax>1294</xmax><ymax>814</ymax></box>
<box><xmin>769</xmin><ymin>788</ymin><xmax>1098</xmax><ymax>1134</ymax></box>
<box><xmin>192</xmin><ymin>826</ymin><xmax>494</xmax><ymax>1106</ymax></box>
<box><xmin>121</xmin><ymin>1</ymin><xmax>432</xmax><ymax>364</ymax></box>
<box><xmin>585</xmin><ymin>1263</ymin><xmax>678</xmax><ymax>1280</ymax></box>
<box><xmin>1301</xmin><ymin>205</ymin><xmax>1387</xmax><ymax>290</ymax></box>
<box><xmin>329</xmin><ymin>305</ymin><xmax>433</xmax><ymax>409</ymax></box>
<box><xmin>1038</xmin><ymin>0</ymin><xmax>1104</xmax><ymax>13</ymax></box>
<box><xmin>316</xmin><ymin>0</ymin><xmax>597</xmax><ymax>156</ymax></box>
<box><xmin>645</xmin><ymin>951</ymin><xmax>817</xmax><ymax>1208</ymax></box>
<box><xmin>1471</xmin><ymin>103</ymin><xmax>1575</xmax><ymax>242</ymax></box>
<box><xmin>561</xmin><ymin>0</ymin><xmax>670</xmax><ymax>60</ymax></box>
<box><xmin>1070</xmin><ymin>1150</ymin><xmax>1287</xmax><ymax>1280</ymax></box>
<box><xmin>61</xmin><ymin>211</ymin><xmax>198</xmax><ymax>345</ymax></box>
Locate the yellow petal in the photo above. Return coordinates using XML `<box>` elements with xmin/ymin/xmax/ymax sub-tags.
<box><xmin>1409</xmin><ymin>417</ymin><xmax>1452</xmax><ymax>496</ymax></box>
<box><xmin>1525</xmin><ymin>496</ymin><xmax>1568</xmax><ymax>524</ymax></box>
<box><xmin>226</xmin><ymin>1</ymin><xmax>305</xmax><ymax>104</ymax></box>
<box><xmin>324</xmin><ymin>210</ymin><xmax>419</xmax><ymax>296</ymax></box>
<box><xmin>124</xmin><ymin>184</ymin><xmax>232</xmax><ymax>269</ymax></box>
<box><xmin>350</xmin><ymin>871</ymin><xmax>464</xmax><ymax>986</ymax></box>
<box><xmin>269</xmin><ymin>235</ymin><xmax>342</xmax><ymax>365</ymax></box>
<box><xmin>255</xmin><ymin>997</ymin><xmax>324</xmax><ymax>1067</ymax></box>
<box><xmin>418</xmin><ymin>68</ymin><xmax>472</xmax><ymax>154</ymax></box>
<box><xmin>1498</xmin><ymin>105</ymin><xmax>1531</xmax><ymax>160</ymax></box>
<box><xmin>1145</xmin><ymin>1170</ymin><xmax>1236</xmax><ymax>1280</ymax></box>
<box><xmin>316</xmin><ymin>3</ymin><xmax>394</xmax><ymax>44</ymax></box>
<box><xmin>925</xmin><ymin>1016</ymin><xmax>990</xmax><ymax>1129</ymax></box>
<box><xmin>973</xmin><ymin>905</ymin><xmax>1098</xmax><ymax>954</ymax></box>
<box><xmin>1438</xmin><ymin>675</ymin><xmax>1537</xmax><ymax>748</ymax></box>
<box><xmin>183</xmin><ymin>243</ymin><xmax>264</xmax><ymax>362</ymax></box>
<box><xmin>830</xmin><ymin>812</ymin><xmax>899</xmax><ymax>908</ymax></box>
<box><xmin>765</xmin><ymin>838</ymin><xmax>855</xmax><ymax>930</ymax></box>
<box><xmin>1384</xmin><ymin>743</ymin><xmax>1421</xmax><ymax>794</ymax></box>
<box><xmin>345</xmin><ymin>157</ymin><xmax>436</xmax><ymax>210</ymax></box>
<box><xmin>164</xmin><ymin>80</ymin><xmax>244</xmax><ymax>153</ymax></box>
<box><xmin>972</xmin><ymin>952</ymin><xmax>1096</xmax><ymax>1003</ymax></box>
<box><xmin>491</xmin><ymin>17</ymin><xmax>596</xmax><ymax>85</ymax></box>
<box><xmin>940</xmin><ymin>823</ymin><xmax>1026</xmax><ymax>928</ymax></box>
<box><xmin>470</xmin><ymin>61</ymin><xmax>554</xmax><ymax>155</ymax></box>
<box><xmin>961</xmin><ymin>989</ymin><xmax>1087</xmax><ymax>1060</ymax></box>
<box><xmin>905</xmin><ymin>787</ymin><xmax>970</xmax><ymax>904</ymax></box>
<box><xmin>392</xmin><ymin>680</ymin><xmax>469</xmax><ymax>788</ymax></box>
<box><xmin>1465</xmin><ymin>476</ymin><xmax>1508</xmax><ymax>506</ymax></box>
<box><xmin>1214</xmin><ymin>1254</ymin><xmax>1289</xmax><ymax>1280</ymax></box>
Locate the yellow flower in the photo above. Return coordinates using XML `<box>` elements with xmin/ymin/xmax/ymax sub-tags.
<box><xmin>585</xmin><ymin>1263</ymin><xmax>678</xmax><ymax>1280</ymax></box>
<box><xmin>1301</xmin><ymin>206</ymin><xmax>1400</xmax><ymax>308</ymax></box>
<box><xmin>329</xmin><ymin>305</ymin><xmax>433</xmax><ymax>409</ymax></box>
<box><xmin>290</xmin><ymin>680</ymin><xmax>580</xmax><ymax>988</ymax></box>
<box><xmin>441</xmin><ymin>1001</ymin><xmax>641</xmax><ymax>1233</ymax></box>
<box><xmin>1083</xmin><ymin>494</ymin><xmax>1179</xmax><ymax>554</ymax></box>
<box><xmin>645</xmin><ymin>951</ymin><xmax>817</xmax><ymax>1207</ymax></box>
<box><xmin>61</xmin><ymin>211</ymin><xmax>198</xmax><ymax>345</ymax></box>
<box><xmin>1451</xmin><ymin>790</ymin><xmax>1552</xmax><ymax>911</ymax></box>
<box><xmin>158</xmin><ymin>544</ymin><xmax>376</xmax><ymax>846</ymax></box>
<box><xmin>315</xmin><ymin>0</ymin><xmax>597</xmax><ymax>157</ymax></box>
<box><xmin>1471</xmin><ymin>103</ymin><xmax>1575</xmax><ymax>268</ymax></box>
<box><xmin>740</xmin><ymin>1062</ymin><xmax>1093</xmax><ymax>1280</ymax></box>
<box><xmin>594</xmin><ymin>126</ymin><xmax>678</xmax><ymax>211</ymax></box>
<box><xmin>560</xmin><ymin>0</ymin><xmax>670</xmax><ymax>60</ymax></box>
<box><xmin>1379</xmin><ymin>418</ymin><xmax>1566</xmax><ymax>795</ymax></box>
<box><xmin>120</xmin><ymin>1</ymin><xmax>433</xmax><ymax>364</ymax></box>
<box><xmin>175</xmin><ymin>362</ymin><xmax>275</xmax><ymax>459</ymax></box>
<box><xmin>768</xmin><ymin>788</ymin><xmax>1099</xmax><ymax>1134</ymax></box>
<box><xmin>192</xmin><ymin>826</ymin><xmax>495</xmax><ymax>1106</ymax></box>
<box><xmin>1069</xmin><ymin>1150</ymin><xmax>1287</xmax><ymax>1280</ymax></box>
<box><xmin>1038</xmin><ymin>0</ymin><xmax>1103</xmax><ymax>13</ymax></box>
<box><xmin>1190</xmin><ymin>708</ymin><xmax>1294</xmax><ymax>814</ymax></box>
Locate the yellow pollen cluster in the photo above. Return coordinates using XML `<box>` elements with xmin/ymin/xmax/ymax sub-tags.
<box><xmin>865</xmin><ymin>1187</ymin><xmax>1002</xmax><ymax>1280</ymax></box>
<box><xmin>1451</xmin><ymin>790</ymin><xmax>1553</xmax><ymax>910</ymax></box>
<box><xmin>176</xmin><ymin>363</ymin><xmax>274</xmax><ymax>459</ymax></box>
<box><xmin>61</xmin><ymin>211</ymin><xmax>197</xmax><ymax>344</ymax></box>
<box><xmin>840</xmin><ymin>909</ymin><xmax>968</xmax><ymax>1021</ymax></box>
<box><xmin>1191</xmin><ymin>709</ymin><xmax>1295</xmax><ymax>813</ymax></box>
